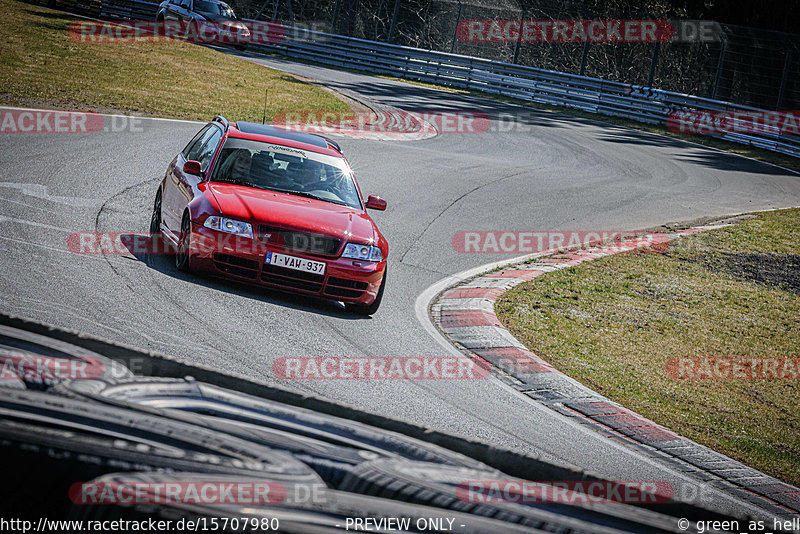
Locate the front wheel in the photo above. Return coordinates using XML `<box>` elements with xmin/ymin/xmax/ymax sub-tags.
<box><xmin>149</xmin><ymin>189</ymin><xmax>162</xmax><ymax>235</ymax></box>
<box><xmin>175</xmin><ymin>214</ymin><xmax>192</xmax><ymax>272</ymax></box>
<box><xmin>346</xmin><ymin>267</ymin><xmax>386</xmax><ymax>316</ymax></box>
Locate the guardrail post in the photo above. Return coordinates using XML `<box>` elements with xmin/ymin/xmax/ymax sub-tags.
<box><xmin>331</xmin><ymin>0</ymin><xmax>341</xmax><ymax>32</ymax></box>
<box><xmin>776</xmin><ymin>48</ymin><xmax>792</xmax><ymax>110</ymax></box>
<box><xmin>286</xmin><ymin>0</ymin><xmax>294</xmax><ymax>26</ymax></box>
<box><xmin>579</xmin><ymin>42</ymin><xmax>590</xmax><ymax>76</ymax></box>
<box><xmin>578</xmin><ymin>5</ymin><xmax>595</xmax><ymax>77</ymax></box>
<box><xmin>450</xmin><ymin>0</ymin><xmax>463</xmax><ymax>54</ymax></box>
<box><xmin>711</xmin><ymin>32</ymin><xmax>727</xmax><ymax>100</ymax></box>
<box><xmin>647</xmin><ymin>42</ymin><xmax>660</xmax><ymax>87</ymax></box>
<box><xmin>512</xmin><ymin>7</ymin><xmax>525</xmax><ymax>64</ymax></box>
<box><xmin>253</xmin><ymin>0</ymin><xmax>269</xmax><ymax>20</ymax></box>
<box><xmin>387</xmin><ymin>0</ymin><xmax>401</xmax><ymax>43</ymax></box>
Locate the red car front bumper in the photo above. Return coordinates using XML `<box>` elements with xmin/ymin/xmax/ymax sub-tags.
<box><xmin>187</xmin><ymin>223</ymin><xmax>385</xmax><ymax>305</ymax></box>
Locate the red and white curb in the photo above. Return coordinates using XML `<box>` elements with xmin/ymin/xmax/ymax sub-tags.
<box><xmin>429</xmin><ymin>225</ymin><xmax>800</xmax><ymax>518</ymax></box>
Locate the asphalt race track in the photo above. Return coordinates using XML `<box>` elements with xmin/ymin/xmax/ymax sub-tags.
<box><xmin>2</xmin><ymin>50</ymin><xmax>800</xmax><ymax>519</ymax></box>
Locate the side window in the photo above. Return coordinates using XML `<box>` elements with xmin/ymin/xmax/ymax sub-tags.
<box><xmin>196</xmin><ymin>128</ymin><xmax>223</xmax><ymax>172</ymax></box>
<box><xmin>185</xmin><ymin>125</ymin><xmax>217</xmax><ymax>162</ymax></box>
<box><xmin>181</xmin><ymin>125</ymin><xmax>211</xmax><ymax>159</ymax></box>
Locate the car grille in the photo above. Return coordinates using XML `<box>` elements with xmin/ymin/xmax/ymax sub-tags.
<box><xmin>258</xmin><ymin>225</ymin><xmax>341</xmax><ymax>256</ymax></box>
<box><xmin>261</xmin><ymin>263</ymin><xmax>325</xmax><ymax>292</ymax></box>
<box><xmin>213</xmin><ymin>251</ymin><xmax>370</xmax><ymax>301</ymax></box>
<box><xmin>325</xmin><ymin>276</ymin><xmax>368</xmax><ymax>299</ymax></box>
<box><xmin>214</xmin><ymin>254</ymin><xmax>259</xmax><ymax>279</ymax></box>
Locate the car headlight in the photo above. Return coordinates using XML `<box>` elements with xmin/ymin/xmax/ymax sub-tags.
<box><xmin>342</xmin><ymin>242</ymin><xmax>382</xmax><ymax>262</ymax></box>
<box><xmin>204</xmin><ymin>216</ymin><xmax>253</xmax><ymax>238</ymax></box>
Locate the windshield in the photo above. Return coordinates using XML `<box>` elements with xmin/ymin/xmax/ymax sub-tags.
<box><xmin>193</xmin><ymin>0</ymin><xmax>236</xmax><ymax>18</ymax></box>
<box><xmin>210</xmin><ymin>137</ymin><xmax>363</xmax><ymax>209</ymax></box>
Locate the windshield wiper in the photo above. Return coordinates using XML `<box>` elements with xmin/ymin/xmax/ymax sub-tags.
<box><xmin>272</xmin><ymin>188</ymin><xmax>324</xmax><ymax>201</ymax></box>
<box><xmin>212</xmin><ymin>178</ymin><xmax>255</xmax><ymax>187</ymax></box>
<box><xmin>213</xmin><ymin>184</ymin><xmax>355</xmax><ymax>208</ymax></box>
<box><xmin>276</xmin><ymin>189</ymin><xmax>352</xmax><ymax>207</ymax></box>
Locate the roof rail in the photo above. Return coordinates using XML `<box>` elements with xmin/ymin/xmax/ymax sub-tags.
<box><xmin>213</xmin><ymin>115</ymin><xmax>229</xmax><ymax>130</ymax></box>
<box><xmin>319</xmin><ymin>135</ymin><xmax>342</xmax><ymax>153</ymax></box>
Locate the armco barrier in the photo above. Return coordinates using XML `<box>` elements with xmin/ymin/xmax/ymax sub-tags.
<box><xmin>92</xmin><ymin>0</ymin><xmax>799</xmax><ymax>159</ymax></box>
<box><xmin>0</xmin><ymin>311</ymin><xmax>742</xmax><ymax>522</ymax></box>
<box><xmin>100</xmin><ymin>0</ymin><xmax>156</xmax><ymax>20</ymax></box>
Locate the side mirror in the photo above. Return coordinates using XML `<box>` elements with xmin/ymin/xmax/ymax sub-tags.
<box><xmin>183</xmin><ymin>160</ymin><xmax>202</xmax><ymax>176</ymax></box>
<box><xmin>366</xmin><ymin>195</ymin><xmax>387</xmax><ymax>211</ymax></box>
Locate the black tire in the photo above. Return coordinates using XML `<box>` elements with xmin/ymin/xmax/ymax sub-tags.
<box><xmin>345</xmin><ymin>266</ymin><xmax>386</xmax><ymax>316</ymax></box>
<box><xmin>149</xmin><ymin>188</ymin><xmax>162</xmax><ymax>236</ymax></box>
<box><xmin>0</xmin><ymin>388</ymin><xmax>322</xmax><ymax>519</ymax></box>
<box><xmin>338</xmin><ymin>459</ymin><xmax>684</xmax><ymax>534</ymax></box>
<box><xmin>0</xmin><ymin>324</ymin><xmax>131</xmax><ymax>390</ymax></box>
<box><xmin>68</xmin><ymin>471</ymin><xmax>539</xmax><ymax>534</ymax></box>
<box><xmin>58</xmin><ymin>378</ymin><xmax>373</xmax><ymax>487</ymax></box>
<box><xmin>175</xmin><ymin>213</ymin><xmax>191</xmax><ymax>272</ymax></box>
<box><xmin>0</xmin><ymin>371</ymin><xmax>26</xmax><ymax>389</ymax></box>
<box><xmin>54</xmin><ymin>377</ymin><xmax>491</xmax><ymax>475</ymax></box>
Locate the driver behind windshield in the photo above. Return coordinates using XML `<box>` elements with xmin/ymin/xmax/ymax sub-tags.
<box><xmin>220</xmin><ymin>148</ymin><xmax>252</xmax><ymax>183</ymax></box>
<box><xmin>286</xmin><ymin>160</ymin><xmax>322</xmax><ymax>189</ymax></box>
<box><xmin>285</xmin><ymin>160</ymin><xmax>361</xmax><ymax>207</ymax></box>
<box><xmin>250</xmin><ymin>152</ymin><xmax>291</xmax><ymax>189</ymax></box>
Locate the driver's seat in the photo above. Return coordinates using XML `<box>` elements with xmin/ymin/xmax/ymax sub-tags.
<box><xmin>286</xmin><ymin>161</ymin><xmax>318</xmax><ymax>187</ymax></box>
<box><xmin>250</xmin><ymin>153</ymin><xmax>276</xmax><ymax>186</ymax></box>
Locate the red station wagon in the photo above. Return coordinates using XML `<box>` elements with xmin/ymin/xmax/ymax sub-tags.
<box><xmin>150</xmin><ymin>116</ymin><xmax>388</xmax><ymax>315</ymax></box>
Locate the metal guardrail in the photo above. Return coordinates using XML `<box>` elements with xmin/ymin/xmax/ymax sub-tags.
<box><xmin>100</xmin><ymin>0</ymin><xmax>156</xmax><ymax>20</ymax></box>
<box><xmin>252</xmin><ymin>27</ymin><xmax>800</xmax><ymax>159</ymax></box>
<box><xmin>97</xmin><ymin>0</ymin><xmax>799</xmax><ymax>159</ymax></box>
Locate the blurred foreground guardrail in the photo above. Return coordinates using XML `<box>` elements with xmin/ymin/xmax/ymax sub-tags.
<box><xmin>100</xmin><ymin>0</ymin><xmax>799</xmax><ymax>159</ymax></box>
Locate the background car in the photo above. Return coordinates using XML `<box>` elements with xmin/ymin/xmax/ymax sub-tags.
<box><xmin>150</xmin><ymin>116</ymin><xmax>389</xmax><ymax>315</ymax></box>
<box><xmin>156</xmin><ymin>0</ymin><xmax>250</xmax><ymax>48</ymax></box>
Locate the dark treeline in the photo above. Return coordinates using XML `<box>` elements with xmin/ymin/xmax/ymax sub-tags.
<box><xmin>576</xmin><ymin>0</ymin><xmax>796</xmax><ymax>33</ymax></box>
<box><xmin>236</xmin><ymin>0</ymin><xmax>797</xmax><ymax>108</ymax></box>
<box><xmin>242</xmin><ymin>0</ymin><xmax>796</xmax><ymax>34</ymax></box>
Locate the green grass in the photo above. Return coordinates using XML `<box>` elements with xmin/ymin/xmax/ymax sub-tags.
<box><xmin>495</xmin><ymin>208</ymin><xmax>800</xmax><ymax>486</ymax></box>
<box><xmin>0</xmin><ymin>0</ymin><xmax>348</xmax><ymax>120</ymax></box>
